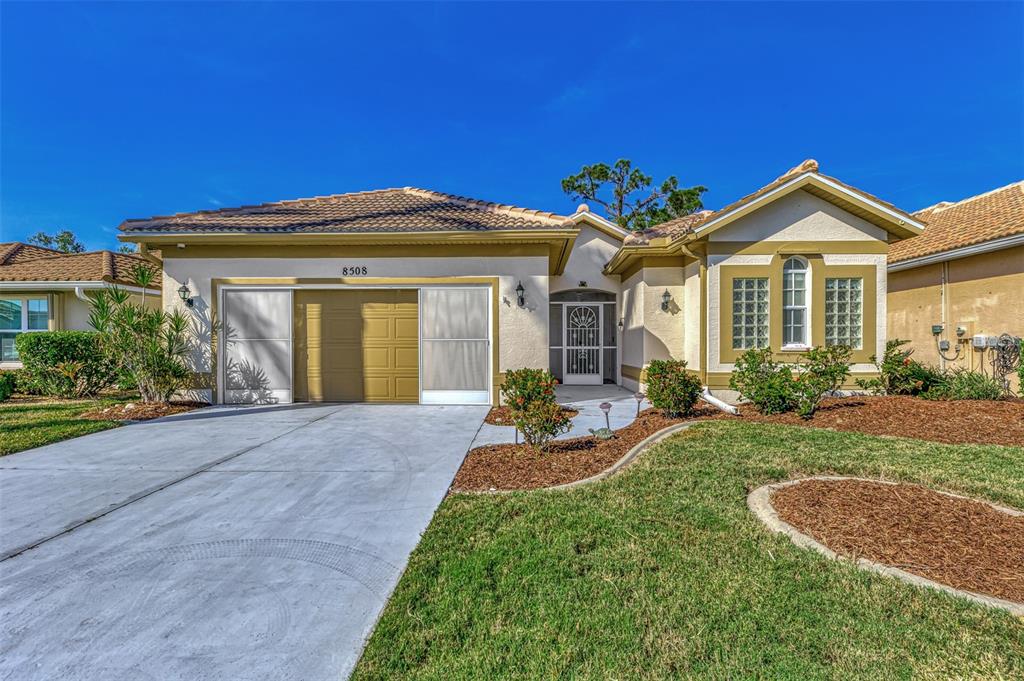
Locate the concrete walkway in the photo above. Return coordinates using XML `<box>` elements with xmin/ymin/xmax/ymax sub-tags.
<box><xmin>0</xmin><ymin>402</ymin><xmax>487</xmax><ymax>681</ymax></box>
<box><xmin>471</xmin><ymin>384</ymin><xmax>650</xmax><ymax>447</ymax></box>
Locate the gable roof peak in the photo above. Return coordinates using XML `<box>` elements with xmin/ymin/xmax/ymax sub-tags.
<box><xmin>778</xmin><ymin>158</ymin><xmax>820</xmax><ymax>181</ymax></box>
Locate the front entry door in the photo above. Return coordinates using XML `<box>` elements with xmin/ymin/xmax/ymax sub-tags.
<box><xmin>563</xmin><ymin>304</ymin><xmax>602</xmax><ymax>385</ymax></box>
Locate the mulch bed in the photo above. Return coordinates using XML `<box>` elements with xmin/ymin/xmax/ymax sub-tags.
<box><xmin>455</xmin><ymin>396</ymin><xmax>1024</xmax><ymax>493</ymax></box>
<box><xmin>454</xmin><ymin>409</ymin><xmax>680</xmax><ymax>491</ymax></box>
<box><xmin>771</xmin><ymin>479</ymin><xmax>1024</xmax><ymax>604</ymax></box>
<box><xmin>81</xmin><ymin>401</ymin><xmax>209</xmax><ymax>422</ymax></box>
<box><xmin>484</xmin><ymin>405</ymin><xmax>578</xmax><ymax>426</ymax></box>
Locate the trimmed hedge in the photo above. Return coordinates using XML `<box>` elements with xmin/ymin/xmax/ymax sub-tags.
<box><xmin>0</xmin><ymin>370</ymin><xmax>15</xmax><ymax>402</ymax></box>
<box><xmin>645</xmin><ymin>359</ymin><xmax>702</xmax><ymax>417</ymax></box>
<box><xmin>14</xmin><ymin>331</ymin><xmax>116</xmax><ymax>398</ymax></box>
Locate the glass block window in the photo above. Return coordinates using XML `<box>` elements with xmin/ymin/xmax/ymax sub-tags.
<box><xmin>782</xmin><ymin>257</ymin><xmax>808</xmax><ymax>346</ymax></box>
<box><xmin>732</xmin><ymin>278</ymin><xmax>769</xmax><ymax>349</ymax></box>
<box><xmin>825</xmin><ymin>278</ymin><xmax>863</xmax><ymax>348</ymax></box>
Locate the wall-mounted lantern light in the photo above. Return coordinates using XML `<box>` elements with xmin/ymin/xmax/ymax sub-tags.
<box><xmin>515</xmin><ymin>281</ymin><xmax>526</xmax><ymax>308</ymax></box>
<box><xmin>177</xmin><ymin>284</ymin><xmax>195</xmax><ymax>308</ymax></box>
<box><xmin>661</xmin><ymin>289</ymin><xmax>672</xmax><ymax>312</ymax></box>
<box><xmin>617</xmin><ymin>317</ymin><xmax>624</xmax><ymax>331</ymax></box>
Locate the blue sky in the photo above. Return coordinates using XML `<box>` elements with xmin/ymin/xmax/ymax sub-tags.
<box><xmin>2</xmin><ymin>1</ymin><xmax>1022</xmax><ymax>250</ymax></box>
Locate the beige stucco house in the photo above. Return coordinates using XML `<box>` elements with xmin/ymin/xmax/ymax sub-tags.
<box><xmin>888</xmin><ymin>181</ymin><xmax>1023</xmax><ymax>391</ymax></box>
<box><xmin>0</xmin><ymin>243</ymin><xmax>161</xmax><ymax>368</ymax></box>
<box><xmin>117</xmin><ymin>159</ymin><xmax>924</xmax><ymax>406</ymax></box>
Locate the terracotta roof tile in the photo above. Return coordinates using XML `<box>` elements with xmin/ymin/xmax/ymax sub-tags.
<box><xmin>119</xmin><ymin>187</ymin><xmax>573</xmax><ymax>235</ymax></box>
<box><xmin>0</xmin><ymin>245</ymin><xmax>161</xmax><ymax>288</ymax></box>
<box><xmin>888</xmin><ymin>182</ymin><xmax>1024</xmax><ymax>263</ymax></box>
<box><xmin>0</xmin><ymin>242</ymin><xmax>64</xmax><ymax>264</ymax></box>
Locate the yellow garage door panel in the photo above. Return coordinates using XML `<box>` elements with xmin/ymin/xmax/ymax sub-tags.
<box><xmin>294</xmin><ymin>289</ymin><xmax>419</xmax><ymax>403</ymax></box>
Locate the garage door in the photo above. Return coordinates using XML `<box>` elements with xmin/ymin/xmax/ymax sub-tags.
<box><xmin>293</xmin><ymin>289</ymin><xmax>418</xmax><ymax>403</ymax></box>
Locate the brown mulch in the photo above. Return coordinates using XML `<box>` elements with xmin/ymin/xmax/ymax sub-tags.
<box><xmin>456</xmin><ymin>396</ymin><xmax>1024</xmax><ymax>493</ymax></box>
<box><xmin>771</xmin><ymin>479</ymin><xmax>1024</xmax><ymax>604</ymax></box>
<box><xmin>484</xmin><ymin>405</ymin><xmax>578</xmax><ymax>426</ymax></box>
<box><xmin>454</xmin><ymin>409</ymin><xmax>681</xmax><ymax>491</ymax></box>
<box><xmin>81</xmin><ymin>401</ymin><xmax>209</xmax><ymax>422</ymax></box>
<box><xmin>731</xmin><ymin>396</ymin><xmax>1024</xmax><ymax>448</ymax></box>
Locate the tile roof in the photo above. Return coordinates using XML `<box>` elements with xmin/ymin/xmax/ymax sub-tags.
<box><xmin>119</xmin><ymin>187</ymin><xmax>573</xmax><ymax>235</ymax></box>
<box><xmin>0</xmin><ymin>244</ymin><xmax>161</xmax><ymax>288</ymax></box>
<box><xmin>624</xmin><ymin>159</ymin><xmax>920</xmax><ymax>245</ymax></box>
<box><xmin>0</xmin><ymin>242</ymin><xmax>64</xmax><ymax>264</ymax></box>
<box><xmin>888</xmin><ymin>181</ymin><xmax>1024</xmax><ymax>264</ymax></box>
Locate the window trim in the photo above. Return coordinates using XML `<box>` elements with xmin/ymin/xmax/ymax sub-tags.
<box><xmin>781</xmin><ymin>256</ymin><xmax>810</xmax><ymax>349</ymax></box>
<box><xmin>730</xmin><ymin>277</ymin><xmax>770</xmax><ymax>350</ymax></box>
<box><xmin>0</xmin><ymin>294</ymin><xmax>51</xmax><ymax>363</ymax></box>
<box><xmin>824</xmin><ymin>276</ymin><xmax>864</xmax><ymax>350</ymax></box>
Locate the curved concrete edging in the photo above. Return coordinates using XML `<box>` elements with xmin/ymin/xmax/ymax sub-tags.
<box><xmin>748</xmin><ymin>476</ymin><xmax>1024</xmax><ymax>617</ymax></box>
<box><xmin>458</xmin><ymin>421</ymin><xmax>699</xmax><ymax>495</ymax></box>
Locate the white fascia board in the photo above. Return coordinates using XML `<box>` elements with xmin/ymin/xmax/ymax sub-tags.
<box><xmin>691</xmin><ymin>172</ymin><xmax>925</xmax><ymax>238</ymax></box>
<box><xmin>0</xmin><ymin>281</ymin><xmax>158</xmax><ymax>295</ymax></box>
<box><xmin>570</xmin><ymin>211</ymin><xmax>631</xmax><ymax>239</ymax></box>
<box><xmin>887</xmin><ymin>233</ymin><xmax>1024</xmax><ymax>271</ymax></box>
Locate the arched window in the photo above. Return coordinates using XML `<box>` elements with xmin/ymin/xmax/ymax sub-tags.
<box><xmin>782</xmin><ymin>257</ymin><xmax>808</xmax><ymax>347</ymax></box>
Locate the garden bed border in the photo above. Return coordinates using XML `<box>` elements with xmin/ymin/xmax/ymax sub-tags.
<box><xmin>747</xmin><ymin>476</ymin><xmax>1024</xmax><ymax>616</ymax></box>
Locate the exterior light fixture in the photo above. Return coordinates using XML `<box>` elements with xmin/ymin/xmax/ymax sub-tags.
<box><xmin>599</xmin><ymin>401</ymin><xmax>612</xmax><ymax>430</ymax></box>
<box><xmin>177</xmin><ymin>284</ymin><xmax>195</xmax><ymax>308</ymax></box>
<box><xmin>634</xmin><ymin>392</ymin><xmax>645</xmax><ymax>417</ymax></box>
<box><xmin>617</xmin><ymin>318</ymin><xmax>624</xmax><ymax>331</ymax></box>
<box><xmin>515</xmin><ymin>281</ymin><xmax>526</xmax><ymax>308</ymax></box>
<box><xmin>661</xmin><ymin>289</ymin><xmax>672</xmax><ymax>312</ymax></box>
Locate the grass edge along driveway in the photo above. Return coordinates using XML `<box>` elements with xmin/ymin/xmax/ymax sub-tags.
<box><xmin>0</xmin><ymin>398</ymin><xmax>125</xmax><ymax>455</ymax></box>
<box><xmin>354</xmin><ymin>421</ymin><xmax>1024</xmax><ymax>680</ymax></box>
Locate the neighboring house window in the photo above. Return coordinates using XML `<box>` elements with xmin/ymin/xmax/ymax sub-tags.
<box><xmin>825</xmin><ymin>278</ymin><xmax>863</xmax><ymax>348</ymax></box>
<box><xmin>732</xmin><ymin>278</ymin><xmax>769</xmax><ymax>349</ymax></box>
<box><xmin>0</xmin><ymin>297</ymin><xmax>49</xmax><ymax>362</ymax></box>
<box><xmin>782</xmin><ymin>257</ymin><xmax>808</xmax><ymax>347</ymax></box>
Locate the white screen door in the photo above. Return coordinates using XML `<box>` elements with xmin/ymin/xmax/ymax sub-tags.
<box><xmin>563</xmin><ymin>304</ymin><xmax>602</xmax><ymax>385</ymax></box>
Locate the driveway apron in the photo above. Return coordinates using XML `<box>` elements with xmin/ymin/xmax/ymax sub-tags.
<box><xmin>0</xmin><ymin>403</ymin><xmax>486</xmax><ymax>681</ymax></box>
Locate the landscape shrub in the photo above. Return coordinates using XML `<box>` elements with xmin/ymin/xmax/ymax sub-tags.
<box><xmin>514</xmin><ymin>399</ymin><xmax>573</xmax><ymax>450</ymax></box>
<box><xmin>0</xmin><ymin>370</ymin><xmax>15</xmax><ymax>402</ymax></box>
<box><xmin>792</xmin><ymin>346</ymin><xmax>853</xmax><ymax>418</ymax></box>
<box><xmin>14</xmin><ymin>331</ymin><xmax>115</xmax><ymax>398</ymax></box>
<box><xmin>856</xmin><ymin>339</ymin><xmax>942</xmax><ymax>396</ymax></box>
<box><xmin>501</xmin><ymin>368</ymin><xmax>572</xmax><ymax>451</ymax></box>
<box><xmin>501</xmin><ymin>368</ymin><xmax>558</xmax><ymax>409</ymax></box>
<box><xmin>89</xmin><ymin>287</ymin><xmax>191</xmax><ymax>403</ymax></box>
<box><xmin>645</xmin><ymin>359</ymin><xmax>702</xmax><ymax>417</ymax></box>
<box><xmin>729</xmin><ymin>348</ymin><xmax>795</xmax><ymax>415</ymax></box>
<box><xmin>923</xmin><ymin>369</ymin><xmax>1004</xmax><ymax>401</ymax></box>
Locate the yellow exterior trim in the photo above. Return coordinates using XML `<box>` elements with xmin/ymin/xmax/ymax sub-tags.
<box><xmin>127</xmin><ymin>229</ymin><xmax>578</xmax><ymax>276</ymax></box>
<box><xmin>705</xmin><ymin>371</ymin><xmax>879</xmax><ymax>391</ymax></box>
<box><xmin>210</xmin><ymin>276</ymin><xmax>502</xmax><ymax>406</ymax></box>
<box><xmin>718</xmin><ymin>255</ymin><xmax>878</xmax><ymax>364</ymax></box>
<box><xmin>705</xmin><ymin>241</ymin><xmax>888</xmax><ymax>256</ymax></box>
<box><xmin>620</xmin><ymin>363</ymin><xmax>644</xmax><ymax>382</ymax></box>
<box><xmin>619</xmin><ymin>255</ymin><xmax>688</xmax><ymax>283</ymax></box>
<box><xmin>166</xmin><ymin>243</ymin><xmax>551</xmax><ymax>260</ymax></box>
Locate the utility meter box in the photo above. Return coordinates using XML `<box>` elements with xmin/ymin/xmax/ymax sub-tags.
<box><xmin>972</xmin><ymin>334</ymin><xmax>988</xmax><ymax>349</ymax></box>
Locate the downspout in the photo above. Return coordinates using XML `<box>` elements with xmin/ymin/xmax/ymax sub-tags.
<box><xmin>73</xmin><ymin>286</ymin><xmax>90</xmax><ymax>302</ymax></box>
<box><xmin>940</xmin><ymin>261</ymin><xmax>948</xmax><ymax>372</ymax></box>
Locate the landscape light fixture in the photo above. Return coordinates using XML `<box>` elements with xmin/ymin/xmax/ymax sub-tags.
<box><xmin>177</xmin><ymin>284</ymin><xmax>195</xmax><ymax>308</ymax></box>
<box><xmin>515</xmin><ymin>281</ymin><xmax>526</xmax><ymax>308</ymax></box>
<box><xmin>634</xmin><ymin>392</ymin><xmax>645</xmax><ymax>417</ymax></box>
<box><xmin>661</xmin><ymin>289</ymin><xmax>672</xmax><ymax>311</ymax></box>
<box><xmin>599</xmin><ymin>401</ymin><xmax>612</xmax><ymax>430</ymax></box>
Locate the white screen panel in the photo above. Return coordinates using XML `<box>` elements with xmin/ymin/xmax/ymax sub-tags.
<box><xmin>420</xmin><ymin>287</ymin><xmax>490</xmax><ymax>404</ymax></box>
<box><xmin>421</xmin><ymin>287</ymin><xmax>488</xmax><ymax>339</ymax></box>
<box><xmin>222</xmin><ymin>289</ymin><xmax>292</xmax><ymax>404</ymax></box>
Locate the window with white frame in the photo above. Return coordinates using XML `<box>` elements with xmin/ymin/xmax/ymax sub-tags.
<box><xmin>0</xmin><ymin>297</ymin><xmax>49</xmax><ymax>362</ymax></box>
<box><xmin>731</xmin><ymin>278</ymin><xmax>769</xmax><ymax>349</ymax></box>
<box><xmin>825</xmin><ymin>278</ymin><xmax>863</xmax><ymax>348</ymax></box>
<box><xmin>782</xmin><ymin>257</ymin><xmax>808</xmax><ymax>347</ymax></box>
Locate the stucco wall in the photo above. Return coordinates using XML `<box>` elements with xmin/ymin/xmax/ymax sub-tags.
<box><xmin>618</xmin><ymin>266</ymin><xmax>686</xmax><ymax>389</ymax></box>
<box><xmin>550</xmin><ymin>224</ymin><xmax>621</xmax><ymax>295</ymax></box>
<box><xmin>888</xmin><ymin>245</ymin><xmax>1024</xmax><ymax>390</ymax></box>
<box><xmin>162</xmin><ymin>254</ymin><xmax>551</xmax><ymax>401</ymax></box>
<box><xmin>708</xmin><ymin>189</ymin><xmax>888</xmax><ymax>243</ymax></box>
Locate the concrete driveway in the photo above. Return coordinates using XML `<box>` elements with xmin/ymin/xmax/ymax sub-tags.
<box><xmin>0</xmin><ymin>402</ymin><xmax>487</xmax><ymax>680</ymax></box>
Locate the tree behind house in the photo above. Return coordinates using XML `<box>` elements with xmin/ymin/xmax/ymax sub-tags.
<box><xmin>27</xmin><ymin>230</ymin><xmax>86</xmax><ymax>253</ymax></box>
<box><xmin>561</xmin><ymin>159</ymin><xmax>707</xmax><ymax>232</ymax></box>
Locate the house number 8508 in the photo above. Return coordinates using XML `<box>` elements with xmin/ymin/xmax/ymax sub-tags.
<box><xmin>342</xmin><ymin>266</ymin><xmax>368</xmax><ymax>276</ymax></box>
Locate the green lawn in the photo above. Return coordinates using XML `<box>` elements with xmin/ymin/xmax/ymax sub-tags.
<box><xmin>354</xmin><ymin>422</ymin><xmax>1024</xmax><ymax>680</ymax></box>
<box><xmin>0</xmin><ymin>397</ymin><xmax>127</xmax><ymax>455</ymax></box>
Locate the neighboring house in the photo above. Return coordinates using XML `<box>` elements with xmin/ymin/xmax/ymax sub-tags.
<box><xmin>888</xmin><ymin>181</ymin><xmax>1024</xmax><ymax>390</ymax></box>
<box><xmin>117</xmin><ymin>159</ymin><xmax>923</xmax><ymax>405</ymax></box>
<box><xmin>0</xmin><ymin>243</ymin><xmax>162</xmax><ymax>367</ymax></box>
